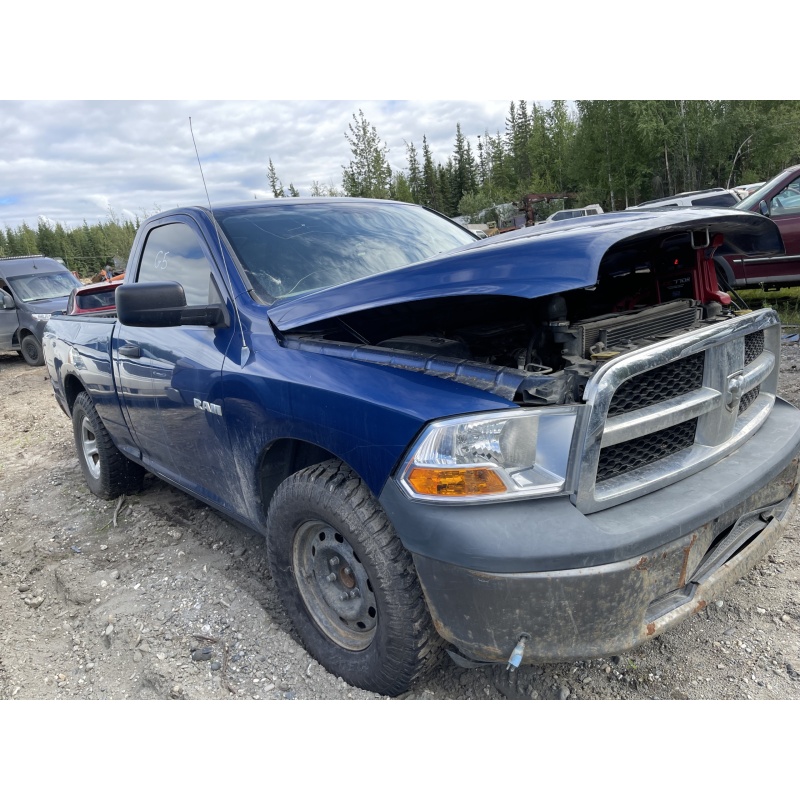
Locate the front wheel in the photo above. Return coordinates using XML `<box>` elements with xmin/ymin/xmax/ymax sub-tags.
<box><xmin>266</xmin><ymin>460</ymin><xmax>441</xmax><ymax>696</ymax></box>
<box><xmin>20</xmin><ymin>334</ymin><xmax>44</xmax><ymax>366</ymax></box>
<box><xmin>72</xmin><ymin>392</ymin><xmax>145</xmax><ymax>499</ymax></box>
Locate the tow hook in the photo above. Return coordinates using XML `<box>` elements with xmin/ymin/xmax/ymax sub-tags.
<box><xmin>506</xmin><ymin>634</ymin><xmax>530</xmax><ymax>671</ymax></box>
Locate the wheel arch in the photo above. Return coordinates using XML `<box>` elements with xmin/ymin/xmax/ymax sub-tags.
<box><xmin>714</xmin><ymin>254</ymin><xmax>738</xmax><ymax>288</ymax></box>
<box><xmin>63</xmin><ymin>372</ymin><xmax>89</xmax><ymax>413</ymax></box>
<box><xmin>256</xmin><ymin>437</ymin><xmax>345</xmax><ymax>514</ymax></box>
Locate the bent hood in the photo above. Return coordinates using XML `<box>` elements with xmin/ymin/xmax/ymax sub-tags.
<box><xmin>268</xmin><ymin>208</ymin><xmax>782</xmax><ymax>331</ymax></box>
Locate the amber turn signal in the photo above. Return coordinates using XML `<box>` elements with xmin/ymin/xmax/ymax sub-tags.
<box><xmin>406</xmin><ymin>467</ymin><xmax>507</xmax><ymax>497</ymax></box>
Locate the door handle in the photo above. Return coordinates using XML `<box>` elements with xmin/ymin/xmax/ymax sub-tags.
<box><xmin>119</xmin><ymin>344</ymin><xmax>141</xmax><ymax>358</ymax></box>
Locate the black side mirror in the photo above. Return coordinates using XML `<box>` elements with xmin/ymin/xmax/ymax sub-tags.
<box><xmin>1</xmin><ymin>289</ymin><xmax>15</xmax><ymax>310</ymax></box>
<box><xmin>759</xmin><ymin>199</ymin><xmax>770</xmax><ymax>217</ymax></box>
<box><xmin>117</xmin><ymin>281</ymin><xmax>228</xmax><ymax>328</ymax></box>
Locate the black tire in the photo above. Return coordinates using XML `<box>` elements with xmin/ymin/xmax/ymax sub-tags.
<box><xmin>20</xmin><ymin>334</ymin><xmax>44</xmax><ymax>367</ymax></box>
<box><xmin>266</xmin><ymin>460</ymin><xmax>441</xmax><ymax>696</ymax></box>
<box><xmin>72</xmin><ymin>392</ymin><xmax>145</xmax><ymax>500</ymax></box>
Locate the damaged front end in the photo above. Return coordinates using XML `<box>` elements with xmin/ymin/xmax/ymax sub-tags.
<box><xmin>271</xmin><ymin>208</ymin><xmax>800</xmax><ymax>666</ymax></box>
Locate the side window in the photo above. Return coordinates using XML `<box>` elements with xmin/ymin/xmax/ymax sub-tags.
<box><xmin>137</xmin><ymin>222</ymin><xmax>214</xmax><ymax>306</ymax></box>
<box><xmin>770</xmin><ymin>179</ymin><xmax>800</xmax><ymax>217</ymax></box>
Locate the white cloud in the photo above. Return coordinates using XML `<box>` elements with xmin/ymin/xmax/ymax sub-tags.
<box><xmin>0</xmin><ymin>100</ymin><xmax>519</xmax><ymax>229</ymax></box>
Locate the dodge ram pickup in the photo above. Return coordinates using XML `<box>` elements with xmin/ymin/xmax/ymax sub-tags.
<box><xmin>43</xmin><ymin>198</ymin><xmax>800</xmax><ymax>696</ymax></box>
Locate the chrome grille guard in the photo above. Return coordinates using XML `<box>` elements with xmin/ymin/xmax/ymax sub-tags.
<box><xmin>573</xmin><ymin>309</ymin><xmax>781</xmax><ymax>514</ymax></box>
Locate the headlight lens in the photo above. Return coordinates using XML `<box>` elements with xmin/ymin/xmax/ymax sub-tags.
<box><xmin>32</xmin><ymin>313</ymin><xmax>52</xmax><ymax>321</ymax></box>
<box><xmin>399</xmin><ymin>407</ymin><xmax>579</xmax><ymax>502</ymax></box>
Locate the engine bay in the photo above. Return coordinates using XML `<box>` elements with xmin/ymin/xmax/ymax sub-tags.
<box><xmin>283</xmin><ymin>230</ymin><xmax>740</xmax><ymax>405</ymax></box>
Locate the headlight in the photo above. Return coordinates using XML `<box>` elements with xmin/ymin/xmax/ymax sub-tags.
<box><xmin>32</xmin><ymin>313</ymin><xmax>52</xmax><ymax>322</ymax></box>
<box><xmin>398</xmin><ymin>407</ymin><xmax>580</xmax><ymax>502</ymax></box>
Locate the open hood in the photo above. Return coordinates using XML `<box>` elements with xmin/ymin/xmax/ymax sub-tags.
<box><xmin>268</xmin><ymin>208</ymin><xmax>782</xmax><ymax>332</ymax></box>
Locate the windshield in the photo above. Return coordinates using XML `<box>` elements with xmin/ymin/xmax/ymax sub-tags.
<box><xmin>735</xmin><ymin>168</ymin><xmax>794</xmax><ymax>210</ymax></box>
<box><xmin>7</xmin><ymin>271</ymin><xmax>81</xmax><ymax>302</ymax></box>
<box><xmin>215</xmin><ymin>201</ymin><xmax>476</xmax><ymax>301</ymax></box>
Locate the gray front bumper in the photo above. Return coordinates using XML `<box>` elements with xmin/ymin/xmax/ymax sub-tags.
<box><xmin>379</xmin><ymin>397</ymin><xmax>800</xmax><ymax>664</ymax></box>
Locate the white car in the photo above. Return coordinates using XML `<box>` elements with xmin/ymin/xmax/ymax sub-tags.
<box><xmin>732</xmin><ymin>182</ymin><xmax>765</xmax><ymax>200</ymax></box>
<box><xmin>627</xmin><ymin>188</ymin><xmax>739</xmax><ymax>210</ymax></box>
<box><xmin>542</xmin><ymin>204</ymin><xmax>604</xmax><ymax>223</ymax></box>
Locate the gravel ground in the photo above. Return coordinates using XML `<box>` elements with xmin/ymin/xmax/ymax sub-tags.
<box><xmin>2</xmin><ymin>344</ymin><xmax>800</xmax><ymax>701</ymax></box>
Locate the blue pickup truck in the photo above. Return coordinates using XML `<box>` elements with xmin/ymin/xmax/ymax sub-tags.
<box><xmin>43</xmin><ymin>198</ymin><xmax>800</xmax><ymax>695</ymax></box>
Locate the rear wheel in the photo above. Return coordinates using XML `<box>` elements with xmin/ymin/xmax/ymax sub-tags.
<box><xmin>20</xmin><ymin>334</ymin><xmax>44</xmax><ymax>366</ymax></box>
<box><xmin>266</xmin><ymin>460</ymin><xmax>441</xmax><ymax>696</ymax></box>
<box><xmin>72</xmin><ymin>392</ymin><xmax>145</xmax><ymax>499</ymax></box>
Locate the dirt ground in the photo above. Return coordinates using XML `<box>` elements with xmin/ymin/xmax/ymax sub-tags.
<box><xmin>1</xmin><ymin>345</ymin><xmax>800</xmax><ymax>701</ymax></box>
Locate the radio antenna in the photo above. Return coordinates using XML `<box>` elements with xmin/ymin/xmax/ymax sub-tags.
<box><xmin>189</xmin><ymin>116</ymin><xmax>249</xmax><ymax>356</ymax></box>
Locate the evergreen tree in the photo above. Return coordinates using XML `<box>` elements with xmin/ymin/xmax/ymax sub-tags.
<box><xmin>451</xmin><ymin>123</ymin><xmax>478</xmax><ymax>211</ymax></box>
<box><xmin>342</xmin><ymin>109</ymin><xmax>392</xmax><ymax>199</ymax></box>
<box><xmin>405</xmin><ymin>140</ymin><xmax>422</xmax><ymax>204</ymax></box>
<box><xmin>267</xmin><ymin>158</ymin><xmax>285</xmax><ymax>197</ymax></box>
<box><xmin>420</xmin><ymin>135</ymin><xmax>440</xmax><ymax>210</ymax></box>
<box><xmin>390</xmin><ymin>172</ymin><xmax>414</xmax><ymax>203</ymax></box>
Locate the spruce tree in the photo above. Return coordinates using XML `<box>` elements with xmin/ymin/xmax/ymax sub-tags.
<box><xmin>267</xmin><ymin>158</ymin><xmax>285</xmax><ymax>197</ymax></box>
<box><xmin>342</xmin><ymin>109</ymin><xmax>392</xmax><ymax>199</ymax></box>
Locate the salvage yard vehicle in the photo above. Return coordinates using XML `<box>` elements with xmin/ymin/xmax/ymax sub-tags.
<box><xmin>627</xmin><ymin>188</ymin><xmax>741</xmax><ymax>210</ymax></box>
<box><xmin>66</xmin><ymin>281</ymin><xmax>120</xmax><ymax>316</ymax></box>
<box><xmin>0</xmin><ymin>255</ymin><xmax>82</xmax><ymax>365</ymax></box>
<box><xmin>716</xmin><ymin>164</ymin><xmax>800</xmax><ymax>290</ymax></box>
<box><xmin>43</xmin><ymin>198</ymin><xmax>800</xmax><ymax>696</ymax></box>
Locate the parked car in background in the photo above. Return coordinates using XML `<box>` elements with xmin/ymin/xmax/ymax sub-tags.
<box><xmin>732</xmin><ymin>182</ymin><xmax>765</xmax><ymax>200</ymax></box>
<box><xmin>0</xmin><ymin>255</ymin><xmax>82</xmax><ymax>365</ymax></box>
<box><xmin>66</xmin><ymin>281</ymin><xmax>120</xmax><ymax>315</ymax></box>
<box><xmin>627</xmin><ymin>188</ymin><xmax>740</xmax><ymax>210</ymax></box>
<box><xmin>715</xmin><ymin>165</ymin><xmax>800</xmax><ymax>289</ymax></box>
<box><xmin>542</xmin><ymin>204</ymin><xmax>604</xmax><ymax>223</ymax></box>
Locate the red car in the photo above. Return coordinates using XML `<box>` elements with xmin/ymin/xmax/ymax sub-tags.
<box><xmin>66</xmin><ymin>281</ymin><xmax>120</xmax><ymax>315</ymax></box>
<box><xmin>717</xmin><ymin>164</ymin><xmax>800</xmax><ymax>289</ymax></box>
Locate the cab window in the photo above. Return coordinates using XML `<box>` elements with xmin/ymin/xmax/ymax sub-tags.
<box><xmin>136</xmin><ymin>222</ymin><xmax>216</xmax><ymax>306</ymax></box>
<box><xmin>770</xmin><ymin>179</ymin><xmax>800</xmax><ymax>217</ymax></box>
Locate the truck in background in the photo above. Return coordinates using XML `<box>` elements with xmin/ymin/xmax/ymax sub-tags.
<box><xmin>715</xmin><ymin>164</ymin><xmax>800</xmax><ymax>290</ymax></box>
<box><xmin>0</xmin><ymin>255</ymin><xmax>82</xmax><ymax>365</ymax></box>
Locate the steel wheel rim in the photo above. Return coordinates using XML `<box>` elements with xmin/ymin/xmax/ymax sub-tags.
<box><xmin>292</xmin><ymin>520</ymin><xmax>378</xmax><ymax>651</ymax></box>
<box><xmin>80</xmin><ymin>417</ymin><xmax>101</xmax><ymax>480</ymax></box>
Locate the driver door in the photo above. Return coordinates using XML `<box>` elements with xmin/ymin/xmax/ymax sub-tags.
<box><xmin>113</xmin><ymin>216</ymin><xmax>242</xmax><ymax>511</ymax></box>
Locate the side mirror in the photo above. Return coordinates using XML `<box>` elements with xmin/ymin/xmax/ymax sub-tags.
<box><xmin>1</xmin><ymin>289</ymin><xmax>15</xmax><ymax>310</ymax></box>
<box><xmin>117</xmin><ymin>281</ymin><xmax>228</xmax><ymax>328</ymax></box>
<box><xmin>759</xmin><ymin>199</ymin><xmax>771</xmax><ymax>217</ymax></box>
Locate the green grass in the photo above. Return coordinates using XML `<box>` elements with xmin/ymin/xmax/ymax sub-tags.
<box><xmin>737</xmin><ymin>287</ymin><xmax>800</xmax><ymax>327</ymax></box>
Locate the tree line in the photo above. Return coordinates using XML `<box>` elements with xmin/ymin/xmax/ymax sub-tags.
<box><xmin>0</xmin><ymin>210</ymin><xmax>140</xmax><ymax>278</ymax></box>
<box><xmin>278</xmin><ymin>101</ymin><xmax>800</xmax><ymax>223</ymax></box>
<box><xmin>3</xmin><ymin>101</ymin><xmax>799</xmax><ymax>274</ymax></box>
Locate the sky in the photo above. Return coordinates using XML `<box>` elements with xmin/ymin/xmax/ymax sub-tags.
<box><xmin>2</xmin><ymin>3</ymin><xmax>784</xmax><ymax>235</ymax></box>
<box><xmin>0</xmin><ymin>99</ymin><xmax>516</xmax><ymax>230</ymax></box>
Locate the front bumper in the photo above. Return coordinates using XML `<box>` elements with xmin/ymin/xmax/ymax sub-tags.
<box><xmin>379</xmin><ymin>398</ymin><xmax>800</xmax><ymax>664</ymax></box>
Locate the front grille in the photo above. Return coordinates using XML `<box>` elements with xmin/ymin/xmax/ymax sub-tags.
<box><xmin>608</xmin><ymin>352</ymin><xmax>705</xmax><ymax>417</ymax></box>
<box><xmin>739</xmin><ymin>386</ymin><xmax>760</xmax><ymax>415</ymax></box>
<box><xmin>744</xmin><ymin>330</ymin><xmax>764</xmax><ymax>365</ymax></box>
<box><xmin>597</xmin><ymin>419</ymin><xmax>698</xmax><ymax>481</ymax></box>
<box><xmin>575</xmin><ymin>310</ymin><xmax>780</xmax><ymax>514</ymax></box>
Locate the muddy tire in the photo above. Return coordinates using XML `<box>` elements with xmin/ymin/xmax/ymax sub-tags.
<box><xmin>20</xmin><ymin>334</ymin><xmax>44</xmax><ymax>367</ymax></box>
<box><xmin>266</xmin><ymin>460</ymin><xmax>441</xmax><ymax>696</ymax></box>
<box><xmin>72</xmin><ymin>392</ymin><xmax>145</xmax><ymax>500</ymax></box>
